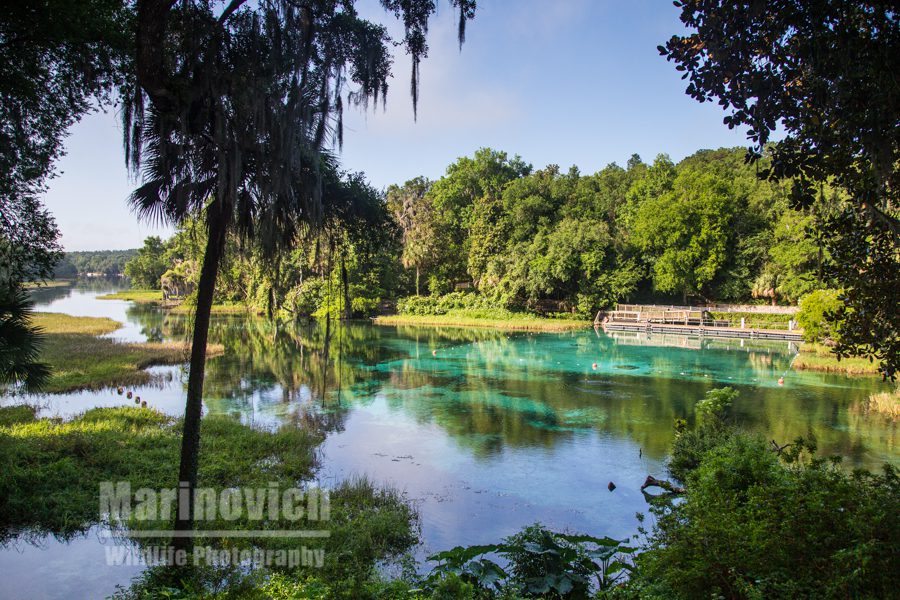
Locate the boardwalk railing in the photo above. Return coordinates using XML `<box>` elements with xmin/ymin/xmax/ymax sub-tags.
<box><xmin>616</xmin><ymin>303</ymin><xmax>797</xmax><ymax>315</ymax></box>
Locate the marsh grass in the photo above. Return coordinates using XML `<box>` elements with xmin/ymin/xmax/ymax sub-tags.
<box><xmin>31</xmin><ymin>312</ymin><xmax>223</xmax><ymax>392</ymax></box>
<box><xmin>33</xmin><ymin>312</ymin><xmax>121</xmax><ymax>335</ymax></box>
<box><xmin>852</xmin><ymin>388</ymin><xmax>900</xmax><ymax>420</ymax></box>
<box><xmin>793</xmin><ymin>342</ymin><xmax>881</xmax><ymax>376</ymax></box>
<box><xmin>0</xmin><ymin>405</ymin><xmax>420</xmax><ymax>598</ymax></box>
<box><xmin>374</xmin><ymin>312</ymin><xmax>590</xmax><ymax>332</ymax></box>
<box><xmin>0</xmin><ymin>405</ymin><xmax>322</xmax><ymax>541</ymax></box>
<box><xmin>98</xmin><ymin>289</ymin><xmax>165</xmax><ymax>304</ymax></box>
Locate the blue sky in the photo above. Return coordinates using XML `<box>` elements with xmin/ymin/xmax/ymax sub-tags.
<box><xmin>44</xmin><ymin>0</ymin><xmax>751</xmax><ymax>251</ymax></box>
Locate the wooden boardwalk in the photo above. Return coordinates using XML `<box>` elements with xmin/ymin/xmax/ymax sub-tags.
<box><xmin>599</xmin><ymin>321</ymin><xmax>803</xmax><ymax>341</ymax></box>
<box><xmin>595</xmin><ymin>304</ymin><xmax>803</xmax><ymax>341</ymax></box>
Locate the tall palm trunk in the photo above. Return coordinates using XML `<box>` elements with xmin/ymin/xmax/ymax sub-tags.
<box><xmin>341</xmin><ymin>254</ymin><xmax>351</xmax><ymax>320</ymax></box>
<box><xmin>173</xmin><ymin>203</ymin><xmax>228</xmax><ymax>553</ymax></box>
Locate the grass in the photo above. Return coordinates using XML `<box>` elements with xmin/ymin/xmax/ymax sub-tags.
<box><xmin>0</xmin><ymin>405</ymin><xmax>420</xmax><ymax>598</ymax></box>
<box><xmin>374</xmin><ymin>311</ymin><xmax>591</xmax><ymax>332</ymax></box>
<box><xmin>0</xmin><ymin>405</ymin><xmax>321</xmax><ymax>540</ymax></box>
<box><xmin>33</xmin><ymin>312</ymin><xmax>121</xmax><ymax>335</ymax></box>
<box><xmin>792</xmin><ymin>342</ymin><xmax>882</xmax><ymax>376</ymax></box>
<box><xmin>97</xmin><ymin>289</ymin><xmax>165</xmax><ymax>304</ymax></box>
<box><xmin>852</xmin><ymin>388</ymin><xmax>900</xmax><ymax>421</ymax></box>
<box><xmin>32</xmin><ymin>312</ymin><xmax>223</xmax><ymax>393</ymax></box>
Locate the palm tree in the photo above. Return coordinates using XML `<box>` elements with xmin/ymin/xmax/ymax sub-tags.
<box><xmin>125</xmin><ymin>0</ymin><xmax>474</xmax><ymax>549</ymax></box>
<box><xmin>0</xmin><ymin>285</ymin><xmax>50</xmax><ymax>390</ymax></box>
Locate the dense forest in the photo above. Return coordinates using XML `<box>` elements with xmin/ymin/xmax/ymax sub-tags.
<box><xmin>130</xmin><ymin>146</ymin><xmax>836</xmax><ymax>319</ymax></box>
<box><xmin>54</xmin><ymin>249</ymin><xmax>137</xmax><ymax>278</ymax></box>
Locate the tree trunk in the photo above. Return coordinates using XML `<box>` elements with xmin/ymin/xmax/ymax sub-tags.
<box><xmin>341</xmin><ymin>254</ymin><xmax>351</xmax><ymax>320</ymax></box>
<box><xmin>173</xmin><ymin>205</ymin><xmax>228</xmax><ymax>553</ymax></box>
<box><xmin>415</xmin><ymin>266</ymin><xmax>420</xmax><ymax>296</ymax></box>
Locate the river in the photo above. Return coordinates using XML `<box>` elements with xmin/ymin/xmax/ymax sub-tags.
<box><xmin>0</xmin><ymin>283</ymin><xmax>894</xmax><ymax>599</ymax></box>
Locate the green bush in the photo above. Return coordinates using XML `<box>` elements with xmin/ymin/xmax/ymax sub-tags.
<box><xmin>797</xmin><ymin>289</ymin><xmax>843</xmax><ymax>342</ymax></box>
<box><xmin>396</xmin><ymin>292</ymin><xmax>505</xmax><ymax>316</ymax></box>
<box><xmin>286</xmin><ymin>279</ymin><xmax>326</xmax><ymax>316</ymax></box>
<box><xmin>668</xmin><ymin>387</ymin><xmax>738</xmax><ymax>483</ymax></box>
<box><xmin>639</xmin><ymin>435</ymin><xmax>900</xmax><ymax>599</ymax></box>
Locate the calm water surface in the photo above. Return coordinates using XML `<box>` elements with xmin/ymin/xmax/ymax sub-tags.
<box><xmin>1</xmin><ymin>284</ymin><xmax>895</xmax><ymax>599</ymax></box>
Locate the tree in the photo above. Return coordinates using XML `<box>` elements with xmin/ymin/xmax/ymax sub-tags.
<box><xmin>124</xmin><ymin>236</ymin><xmax>168</xmax><ymax>288</ymax></box>
<box><xmin>387</xmin><ymin>177</ymin><xmax>439</xmax><ymax>295</ymax></box>
<box><xmin>632</xmin><ymin>169</ymin><xmax>736</xmax><ymax>302</ymax></box>
<box><xmin>0</xmin><ymin>0</ymin><xmax>128</xmax><ymax>257</ymax></box>
<box><xmin>0</xmin><ymin>287</ymin><xmax>50</xmax><ymax>391</ymax></box>
<box><xmin>661</xmin><ymin>0</ymin><xmax>900</xmax><ymax>378</ymax></box>
<box><xmin>125</xmin><ymin>0</ymin><xmax>475</xmax><ymax>547</ymax></box>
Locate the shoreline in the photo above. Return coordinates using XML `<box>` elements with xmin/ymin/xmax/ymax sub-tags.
<box><xmin>372</xmin><ymin>314</ymin><xmax>591</xmax><ymax>332</ymax></box>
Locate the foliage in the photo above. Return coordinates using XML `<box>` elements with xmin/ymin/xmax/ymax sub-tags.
<box><xmin>661</xmin><ymin>0</ymin><xmax>900</xmax><ymax>379</ymax></box>
<box><xmin>125</xmin><ymin>236</ymin><xmax>168</xmax><ymax>288</ymax></box>
<box><xmin>0</xmin><ymin>286</ymin><xmax>50</xmax><ymax>390</ymax></box>
<box><xmin>426</xmin><ymin>525</ymin><xmax>635</xmax><ymax>599</ymax></box>
<box><xmin>638</xmin><ymin>435</ymin><xmax>900</xmax><ymax>600</ymax></box>
<box><xmin>385</xmin><ymin>146</ymin><xmax>827</xmax><ymax>315</ymax></box>
<box><xmin>397</xmin><ymin>292</ymin><xmax>503</xmax><ymax>316</ymax></box>
<box><xmin>0</xmin><ymin>195</ymin><xmax>63</xmax><ymax>286</ymax></box>
<box><xmin>0</xmin><ymin>0</ymin><xmax>128</xmax><ymax>259</ymax></box>
<box><xmin>668</xmin><ymin>387</ymin><xmax>738</xmax><ymax>483</ymax></box>
<box><xmin>632</xmin><ymin>169</ymin><xmax>734</xmax><ymax>301</ymax></box>
<box><xmin>824</xmin><ymin>208</ymin><xmax>900</xmax><ymax>379</ymax></box>
<box><xmin>797</xmin><ymin>289</ymin><xmax>843</xmax><ymax>343</ymax></box>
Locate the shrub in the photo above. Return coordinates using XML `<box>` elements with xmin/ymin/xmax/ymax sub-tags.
<box><xmin>639</xmin><ymin>435</ymin><xmax>900</xmax><ymax>599</ymax></box>
<box><xmin>668</xmin><ymin>387</ymin><xmax>738</xmax><ymax>483</ymax></box>
<box><xmin>396</xmin><ymin>292</ymin><xmax>505</xmax><ymax>316</ymax></box>
<box><xmin>797</xmin><ymin>289</ymin><xmax>843</xmax><ymax>342</ymax></box>
<box><xmin>286</xmin><ymin>279</ymin><xmax>325</xmax><ymax>316</ymax></box>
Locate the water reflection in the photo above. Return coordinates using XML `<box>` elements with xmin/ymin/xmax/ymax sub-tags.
<box><xmin>110</xmin><ymin>304</ymin><xmax>893</xmax><ymax>467</ymax></box>
<box><xmin>2</xmin><ymin>288</ymin><xmax>895</xmax><ymax>598</ymax></box>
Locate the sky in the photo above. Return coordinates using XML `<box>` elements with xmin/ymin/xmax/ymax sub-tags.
<box><xmin>43</xmin><ymin>0</ymin><xmax>751</xmax><ymax>251</ymax></box>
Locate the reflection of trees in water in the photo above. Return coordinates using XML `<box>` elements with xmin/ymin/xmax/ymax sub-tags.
<box><xmin>125</xmin><ymin>304</ymin><xmax>169</xmax><ymax>342</ymax></box>
<box><xmin>27</xmin><ymin>284</ymin><xmax>74</xmax><ymax>304</ymax></box>
<box><xmin>125</xmin><ymin>309</ymin><xmax>893</xmax><ymax>468</ymax></box>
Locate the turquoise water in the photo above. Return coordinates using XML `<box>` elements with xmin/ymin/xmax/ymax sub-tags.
<box><xmin>0</xmin><ymin>284</ymin><xmax>894</xmax><ymax>598</ymax></box>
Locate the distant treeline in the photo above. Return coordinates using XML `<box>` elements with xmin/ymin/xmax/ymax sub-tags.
<box><xmin>123</xmin><ymin>146</ymin><xmax>838</xmax><ymax>318</ymax></box>
<box><xmin>54</xmin><ymin>249</ymin><xmax>137</xmax><ymax>278</ymax></box>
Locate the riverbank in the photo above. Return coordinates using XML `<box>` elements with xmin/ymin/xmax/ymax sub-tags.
<box><xmin>793</xmin><ymin>342</ymin><xmax>882</xmax><ymax>376</ymax></box>
<box><xmin>98</xmin><ymin>290</ymin><xmax>253</xmax><ymax>314</ymax></box>
<box><xmin>24</xmin><ymin>279</ymin><xmax>74</xmax><ymax>289</ymax></box>
<box><xmin>97</xmin><ymin>289</ymin><xmax>164</xmax><ymax>304</ymax></box>
<box><xmin>32</xmin><ymin>313</ymin><xmax>223</xmax><ymax>393</ymax></box>
<box><xmin>373</xmin><ymin>313</ymin><xmax>591</xmax><ymax>331</ymax></box>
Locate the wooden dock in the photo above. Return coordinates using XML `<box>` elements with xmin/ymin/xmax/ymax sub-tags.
<box><xmin>599</xmin><ymin>321</ymin><xmax>803</xmax><ymax>341</ymax></box>
<box><xmin>595</xmin><ymin>304</ymin><xmax>803</xmax><ymax>341</ymax></box>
